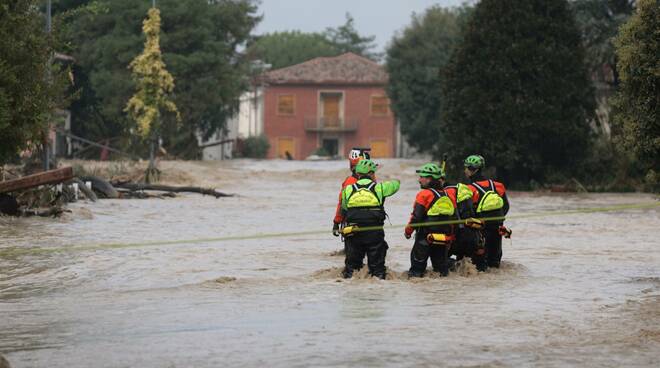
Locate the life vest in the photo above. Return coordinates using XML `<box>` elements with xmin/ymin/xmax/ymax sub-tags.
<box><xmin>472</xmin><ymin>179</ymin><xmax>504</xmax><ymax>213</ymax></box>
<box><xmin>345</xmin><ymin>181</ymin><xmax>386</xmax><ymax>226</ymax></box>
<box><xmin>444</xmin><ymin>183</ymin><xmax>473</xmax><ymax>208</ymax></box>
<box><xmin>423</xmin><ymin>188</ymin><xmax>455</xmax><ymax>235</ymax></box>
<box><xmin>426</xmin><ymin>188</ymin><xmax>455</xmax><ymax>217</ymax></box>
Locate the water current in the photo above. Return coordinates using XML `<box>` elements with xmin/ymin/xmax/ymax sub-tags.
<box><xmin>1</xmin><ymin>159</ymin><xmax>658</xmax><ymax>367</ymax></box>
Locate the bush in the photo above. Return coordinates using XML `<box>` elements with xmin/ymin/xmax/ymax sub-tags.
<box><xmin>241</xmin><ymin>135</ymin><xmax>270</xmax><ymax>158</ymax></box>
<box><xmin>313</xmin><ymin>147</ymin><xmax>330</xmax><ymax>157</ymax></box>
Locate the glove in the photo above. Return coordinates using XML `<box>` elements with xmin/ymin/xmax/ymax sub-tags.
<box><xmin>404</xmin><ymin>226</ymin><xmax>414</xmax><ymax>239</ymax></box>
<box><xmin>332</xmin><ymin>223</ymin><xmax>341</xmax><ymax>237</ymax></box>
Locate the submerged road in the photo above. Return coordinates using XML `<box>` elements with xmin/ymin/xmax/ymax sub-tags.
<box><xmin>1</xmin><ymin>159</ymin><xmax>658</xmax><ymax>367</ymax></box>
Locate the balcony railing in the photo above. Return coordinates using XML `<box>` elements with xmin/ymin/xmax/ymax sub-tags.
<box><xmin>304</xmin><ymin>116</ymin><xmax>358</xmax><ymax>132</ymax></box>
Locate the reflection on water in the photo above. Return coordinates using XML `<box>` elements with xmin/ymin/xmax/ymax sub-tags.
<box><xmin>1</xmin><ymin>159</ymin><xmax>659</xmax><ymax>367</ymax></box>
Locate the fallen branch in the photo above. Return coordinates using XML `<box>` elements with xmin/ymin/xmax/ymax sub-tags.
<box><xmin>116</xmin><ymin>189</ymin><xmax>177</xmax><ymax>199</ymax></box>
<box><xmin>111</xmin><ymin>182</ymin><xmax>233</xmax><ymax>198</ymax></box>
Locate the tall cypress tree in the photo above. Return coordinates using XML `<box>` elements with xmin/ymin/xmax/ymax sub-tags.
<box><xmin>442</xmin><ymin>0</ymin><xmax>595</xmax><ymax>185</ymax></box>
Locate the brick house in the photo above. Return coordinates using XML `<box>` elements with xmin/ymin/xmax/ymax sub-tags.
<box><xmin>259</xmin><ymin>52</ymin><xmax>398</xmax><ymax>160</ymax></box>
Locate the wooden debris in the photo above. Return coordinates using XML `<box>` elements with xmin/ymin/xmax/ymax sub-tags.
<box><xmin>116</xmin><ymin>189</ymin><xmax>177</xmax><ymax>199</ymax></box>
<box><xmin>19</xmin><ymin>207</ymin><xmax>69</xmax><ymax>217</ymax></box>
<box><xmin>0</xmin><ymin>167</ymin><xmax>73</xmax><ymax>194</ymax></box>
<box><xmin>112</xmin><ymin>182</ymin><xmax>233</xmax><ymax>198</ymax></box>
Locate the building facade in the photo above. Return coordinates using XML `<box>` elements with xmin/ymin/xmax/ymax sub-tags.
<box><xmin>259</xmin><ymin>53</ymin><xmax>397</xmax><ymax>160</ymax></box>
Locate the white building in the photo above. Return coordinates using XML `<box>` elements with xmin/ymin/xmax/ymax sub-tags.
<box><xmin>198</xmin><ymin>87</ymin><xmax>264</xmax><ymax>160</ymax></box>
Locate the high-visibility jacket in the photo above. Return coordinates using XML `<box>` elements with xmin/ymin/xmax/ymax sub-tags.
<box><xmin>468</xmin><ymin>179</ymin><xmax>507</xmax><ymax>212</ymax></box>
<box><xmin>405</xmin><ymin>187</ymin><xmax>457</xmax><ymax>237</ymax></box>
<box><xmin>333</xmin><ymin>174</ymin><xmax>359</xmax><ymax>224</ymax></box>
<box><xmin>467</xmin><ymin>178</ymin><xmax>509</xmax><ymax>226</ymax></box>
<box><xmin>341</xmin><ymin>178</ymin><xmax>399</xmax><ymax>226</ymax></box>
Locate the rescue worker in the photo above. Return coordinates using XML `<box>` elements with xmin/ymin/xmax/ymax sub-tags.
<box><xmin>341</xmin><ymin>159</ymin><xmax>399</xmax><ymax>279</ymax></box>
<box><xmin>405</xmin><ymin>163</ymin><xmax>456</xmax><ymax>277</ymax></box>
<box><xmin>332</xmin><ymin>148</ymin><xmax>371</xmax><ymax>236</ymax></box>
<box><xmin>463</xmin><ymin>155</ymin><xmax>510</xmax><ymax>268</ymax></box>
<box><xmin>443</xmin><ymin>181</ymin><xmax>488</xmax><ymax>272</ymax></box>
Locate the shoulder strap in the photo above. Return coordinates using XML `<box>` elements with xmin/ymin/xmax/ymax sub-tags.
<box><xmin>473</xmin><ymin>181</ymin><xmax>487</xmax><ymax>194</ymax></box>
<box><xmin>429</xmin><ymin>188</ymin><xmax>444</xmax><ymax>198</ymax></box>
<box><xmin>488</xmin><ymin>179</ymin><xmax>495</xmax><ymax>192</ymax></box>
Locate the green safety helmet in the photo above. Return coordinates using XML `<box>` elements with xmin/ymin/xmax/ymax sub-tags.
<box><xmin>416</xmin><ymin>163</ymin><xmax>444</xmax><ymax>179</ymax></box>
<box><xmin>355</xmin><ymin>159</ymin><xmax>378</xmax><ymax>174</ymax></box>
<box><xmin>464</xmin><ymin>155</ymin><xmax>485</xmax><ymax>169</ymax></box>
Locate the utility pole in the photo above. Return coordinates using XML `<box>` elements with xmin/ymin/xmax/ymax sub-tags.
<box><xmin>43</xmin><ymin>0</ymin><xmax>52</xmax><ymax>171</ymax></box>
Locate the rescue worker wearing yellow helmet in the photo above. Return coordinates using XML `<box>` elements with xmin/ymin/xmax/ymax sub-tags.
<box><xmin>463</xmin><ymin>155</ymin><xmax>510</xmax><ymax>268</ymax></box>
<box><xmin>405</xmin><ymin>163</ymin><xmax>456</xmax><ymax>277</ymax></box>
<box><xmin>340</xmin><ymin>159</ymin><xmax>400</xmax><ymax>279</ymax></box>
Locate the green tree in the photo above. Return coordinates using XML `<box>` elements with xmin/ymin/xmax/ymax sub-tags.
<box><xmin>325</xmin><ymin>13</ymin><xmax>380</xmax><ymax>61</ymax></box>
<box><xmin>571</xmin><ymin>0</ymin><xmax>634</xmax><ymax>137</ymax></box>
<box><xmin>572</xmin><ymin>0</ymin><xmax>634</xmax><ymax>86</ymax></box>
<box><xmin>62</xmin><ymin>0</ymin><xmax>260</xmax><ymax>158</ymax></box>
<box><xmin>247</xmin><ymin>31</ymin><xmax>340</xmax><ymax>70</ymax></box>
<box><xmin>385</xmin><ymin>5</ymin><xmax>471</xmax><ymax>153</ymax></box>
<box><xmin>0</xmin><ymin>0</ymin><xmax>68</xmax><ymax>164</ymax></box>
<box><xmin>248</xmin><ymin>14</ymin><xmax>380</xmax><ymax>70</ymax></box>
<box><xmin>441</xmin><ymin>0</ymin><xmax>595</xmax><ymax>186</ymax></box>
<box><xmin>612</xmin><ymin>0</ymin><xmax>659</xmax><ymax>189</ymax></box>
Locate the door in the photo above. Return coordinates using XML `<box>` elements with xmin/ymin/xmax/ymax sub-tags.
<box><xmin>322</xmin><ymin>94</ymin><xmax>340</xmax><ymax>127</ymax></box>
<box><xmin>277</xmin><ymin>137</ymin><xmax>295</xmax><ymax>159</ymax></box>
<box><xmin>370</xmin><ymin>140</ymin><xmax>389</xmax><ymax>158</ymax></box>
<box><xmin>322</xmin><ymin>138</ymin><xmax>339</xmax><ymax>157</ymax></box>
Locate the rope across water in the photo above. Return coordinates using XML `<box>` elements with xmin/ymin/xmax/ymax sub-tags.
<box><xmin>1</xmin><ymin>202</ymin><xmax>658</xmax><ymax>256</ymax></box>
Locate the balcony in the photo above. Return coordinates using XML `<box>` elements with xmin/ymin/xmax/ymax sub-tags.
<box><xmin>304</xmin><ymin>116</ymin><xmax>358</xmax><ymax>132</ymax></box>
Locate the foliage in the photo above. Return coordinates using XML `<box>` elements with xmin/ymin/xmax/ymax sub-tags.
<box><xmin>240</xmin><ymin>135</ymin><xmax>270</xmax><ymax>158</ymax></box>
<box><xmin>313</xmin><ymin>147</ymin><xmax>330</xmax><ymax>157</ymax></box>
<box><xmin>60</xmin><ymin>0</ymin><xmax>260</xmax><ymax>158</ymax></box>
<box><xmin>441</xmin><ymin>0</ymin><xmax>595</xmax><ymax>186</ymax></box>
<box><xmin>611</xmin><ymin>0</ymin><xmax>659</xmax><ymax>191</ymax></box>
<box><xmin>385</xmin><ymin>5</ymin><xmax>471</xmax><ymax>153</ymax></box>
<box><xmin>571</xmin><ymin>0</ymin><xmax>634</xmax><ymax>86</ymax></box>
<box><xmin>248</xmin><ymin>13</ymin><xmax>379</xmax><ymax>70</ymax></box>
<box><xmin>324</xmin><ymin>13</ymin><xmax>381</xmax><ymax>61</ymax></box>
<box><xmin>125</xmin><ymin>7</ymin><xmax>180</xmax><ymax>139</ymax></box>
<box><xmin>0</xmin><ymin>0</ymin><xmax>69</xmax><ymax>164</ymax></box>
<box><xmin>247</xmin><ymin>31</ymin><xmax>340</xmax><ymax>70</ymax></box>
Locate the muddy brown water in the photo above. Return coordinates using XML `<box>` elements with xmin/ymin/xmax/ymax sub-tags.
<box><xmin>1</xmin><ymin>159</ymin><xmax>659</xmax><ymax>367</ymax></box>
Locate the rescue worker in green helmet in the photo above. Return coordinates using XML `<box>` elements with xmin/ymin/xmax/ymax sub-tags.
<box><xmin>405</xmin><ymin>163</ymin><xmax>456</xmax><ymax>277</ymax></box>
<box><xmin>443</xmin><ymin>178</ymin><xmax>487</xmax><ymax>272</ymax></box>
<box><xmin>464</xmin><ymin>155</ymin><xmax>510</xmax><ymax>268</ymax></box>
<box><xmin>340</xmin><ymin>159</ymin><xmax>400</xmax><ymax>279</ymax></box>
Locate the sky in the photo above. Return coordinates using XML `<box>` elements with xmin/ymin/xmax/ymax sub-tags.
<box><xmin>255</xmin><ymin>0</ymin><xmax>467</xmax><ymax>52</ymax></box>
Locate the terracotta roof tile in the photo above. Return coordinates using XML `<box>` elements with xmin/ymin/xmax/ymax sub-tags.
<box><xmin>260</xmin><ymin>52</ymin><xmax>387</xmax><ymax>85</ymax></box>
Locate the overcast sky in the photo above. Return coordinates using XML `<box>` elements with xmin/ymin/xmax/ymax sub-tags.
<box><xmin>255</xmin><ymin>0</ymin><xmax>468</xmax><ymax>52</ymax></box>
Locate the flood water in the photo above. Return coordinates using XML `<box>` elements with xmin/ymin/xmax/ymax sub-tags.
<box><xmin>1</xmin><ymin>159</ymin><xmax>659</xmax><ymax>367</ymax></box>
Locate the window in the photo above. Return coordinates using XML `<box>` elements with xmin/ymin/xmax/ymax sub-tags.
<box><xmin>370</xmin><ymin>95</ymin><xmax>390</xmax><ymax>116</ymax></box>
<box><xmin>277</xmin><ymin>94</ymin><xmax>295</xmax><ymax>115</ymax></box>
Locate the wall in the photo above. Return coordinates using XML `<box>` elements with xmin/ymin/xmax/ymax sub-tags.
<box><xmin>263</xmin><ymin>84</ymin><xmax>397</xmax><ymax>160</ymax></box>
